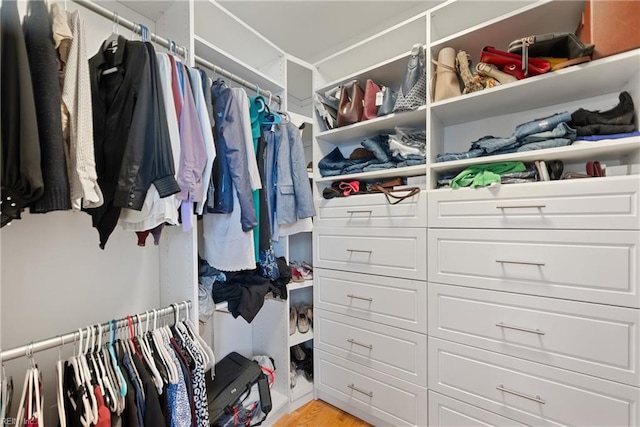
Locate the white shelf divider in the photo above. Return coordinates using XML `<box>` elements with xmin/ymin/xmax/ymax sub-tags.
<box><xmin>289</xmin><ymin>280</ymin><xmax>314</xmax><ymax>292</ymax></box>
<box><xmin>289</xmin><ymin>328</ymin><xmax>314</xmax><ymax>347</ymax></box>
<box><xmin>316</xmin><ymin>164</ymin><xmax>427</xmax><ymax>183</ymax></box>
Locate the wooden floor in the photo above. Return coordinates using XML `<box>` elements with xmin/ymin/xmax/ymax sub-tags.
<box><xmin>274</xmin><ymin>399</ymin><xmax>372</xmax><ymax>427</ymax></box>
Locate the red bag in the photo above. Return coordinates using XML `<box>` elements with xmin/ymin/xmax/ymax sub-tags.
<box><xmin>362</xmin><ymin>79</ymin><xmax>382</xmax><ymax>121</ymax></box>
<box><xmin>480</xmin><ymin>46</ymin><xmax>551</xmax><ymax>80</ymax></box>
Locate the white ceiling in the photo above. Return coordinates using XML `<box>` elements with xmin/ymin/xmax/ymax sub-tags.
<box><xmin>216</xmin><ymin>1</ymin><xmax>442</xmax><ymax>64</ymax></box>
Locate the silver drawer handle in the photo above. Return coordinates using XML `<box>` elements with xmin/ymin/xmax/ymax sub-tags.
<box><xmin>347</xmin><ymin>339</ymin><xmax>373</xmax><ymax>349</ymax></box>
<box><xmin>496</xmin><ymin>259</ymin><xmax>545</xmax><ymax>266</ymax></box>
<box><xmin>348</xmin><ymin>384</ymin><xmax>373</xmax><ymax>398</ymax></box>
<box><xmin>347</xmin><ymin>210</ymin><xmax>372</xmax><ymax>215</ymax></box>
<box><xmin>497</xmin><ymin>384</ymin><xmax>546</xmax><ymax>404</ymax></box>
<box><xmin>347</xmin><ymin>294</ymin><xmax>373</xmax><ymax>302</ymax></box>
<box><xmin>347</xmin><ymin>249</ymin><xmax>373</xmax><ymax>254</ymax></box>
<box><xmin>496</xmin><ymin>205</ymin><xmax>546</xmax><ymax>209</ymax></box>
<box><xmin>496</xmin><ymin>322</ymin><xmax>545</xmax><ymax>335</ymax></box>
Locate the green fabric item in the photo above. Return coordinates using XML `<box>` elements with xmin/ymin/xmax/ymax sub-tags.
<box><xmin>249</xmin><ymin>96</ymin><xmax>267</xmax><ymax>261</ymax></box>
<box><xmin>450</xmin><ymin>162</ymin><xmax>526</xmax><ymax>189</ymax></box>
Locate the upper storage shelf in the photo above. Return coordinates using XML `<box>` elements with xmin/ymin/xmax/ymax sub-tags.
<box><xmin>430</xmin><ymin>0</ymin><xmax>586</xmax><ymax>64</ymax></box>
<box><xmin>193</xmin><ymin>0</ymin><xmax>285</xmax><ymax>89</ymax></box>
<box><xmin>314</xmin><ymin>12</ymin><xmax>427</xmax><ymax>88</ymax></box>
<box><xmin>431</xmin><ymin>50</ymin><xmax>640</xmax><ymax>126</ymax></box>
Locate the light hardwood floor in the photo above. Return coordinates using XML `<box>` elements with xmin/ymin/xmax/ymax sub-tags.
<box><xmin>274</xmin><ymin>399</ymin><xmax>372</xmax><ymax>427</ymax></box>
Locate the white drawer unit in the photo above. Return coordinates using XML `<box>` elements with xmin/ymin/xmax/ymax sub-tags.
<box><xmin>314</xmin><ymin>227</ymin><xmax>427</xmax><ymax>280</ymax></box>
<box><xmin>429</xmin><ymin>338</ymin><xmax>640</xmax><ymax>427</ymax></box>
<box><xmin>315</xmin><ymin>191</ymin><xmax>427</xmax><ymax>228</ymax></box>
<box><xmin>315</xmin><ymin>309</ymin><xmax>427</xmax><ymax>386</ymax></box>
<box><xmin>428</xmin><ymin>176</ymin><xmax>640</xmax><ymax>230</ymax></box>
<box><xmin>314</xmin><ymin>268</ymin><xmax>427</xmax><ymax>333</ymax></box>
<box><xmin>428</xmin><ymin>391</ymin><xmax>528</xmax><ymax>427</ymax></box>
<box><xmin>429</xmin><ymin>228</ymin><xmax>640</xmax><ymax>307</ymax></box>
<box><xmin>315</xmin><ymin>349</ymin><xmax>428</xmax><ymax>427</ymax></box>
<box><xmin>429</xmin><ymin>283</ymin><xmax>640</xmax><ymax>387</ymax></box>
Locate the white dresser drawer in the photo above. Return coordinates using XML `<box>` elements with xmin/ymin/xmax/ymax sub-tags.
<box><xmin>429</xmin><ymin>338</ymin><xmax>640</xmax><ymax>427</ymax></box>
<box><xmin>315</xmin><ymin>349</ymin><xmax>428</xmax><ymax>427</ymax></box>
<box><xmin>315</xmin><ymin>309</ymin><xmax>427</xmax><ymax>386</ymax></box>
<box><xmin>314</xmin><ymin>269</ymin><xmax>427</xmax><ymax>333</ymax></box>
<box><xmin>315</xmin><ymin>190</ymin><xmax>427</xmax><ymax>228</ymax></box>
<box><xmin>314</xmin><ymin>227</ymin><xmax>427</xmax><ymax>280</ymax></box>
<box><xmin>429</xmin><ymin>176</ymin><xmax>640</xmax><ymax>230</ymax></box>
<box><xmin>429</xmin><ymin>391</ymin><xmax>528</xmax><ymax>427</ymax></box>
<box><xmin>428</xmin><ymin>228</ymin><xmax>640</xmax><ymax>307</ymax></box>
<box><xmin>429</xmin><ymin>283</ymin><xmax>640</xmax><ymax>387</ymax></box>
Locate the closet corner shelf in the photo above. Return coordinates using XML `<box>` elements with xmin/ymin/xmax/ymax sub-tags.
<box><xmin>289</xmin><ymin>328</ymin><xmax>314</xmax><ymax>347</ymax></box>
<box><xmin>289</xmin><ymin>280</ymin><xmax>313</xmax><ymax>291</ymax></box>
<box><xmin>194</xmin><ymin>35</ymin><xmax>285</xmax><ymax>94</ymax></box>
<box><xmin>317</xmin><ymin>105</ymin><xmax>427</xmax><ymax>143</ymax></box>
<box><xmin>429</xmin><ymin>136</ymin><xmax>640</xmax><ymax>175</ymax></box>
<box><xmin>316</xmin><ymin>164</ymin><xmax>427</xmax><ymax>183</ymax></box>
<box><xmin>291</xmin><ymin>374</ymin><xmax>314</xmax><ymax>402</ymax></box>
<box><xmin>430</xmin><ymin>49</ymin><xmax>640</xmax><ymax>126</ymax></box>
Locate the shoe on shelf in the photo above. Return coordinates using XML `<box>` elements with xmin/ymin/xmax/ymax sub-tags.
<box><xmin>289</xmin><ymin>306</ymin><xmax>297</xmax><ymax>336</ymax></box>
<box><xmin>290</xmin><ymin>362</ymin><xmax>297</xmax><ymax>389</ymax></box>
<box><xmin>290</xmin><ymin>261</ymin><xmax>312</xmax><ymax>281</ymax></box>
<box><xmin>291</xmin><ymin>344</ymin><xmax>306</xmax><ymax>362</ymax></box>
<box><xmin>297</xmin><ymin>311</ymin><xmax>310</xmax><ymax>334</ymax></box>
<box><xmin>476</xmin><ymin>62</ymin><xmax>517</xmax><ymax>85</ymax></box>
<box><xmin>306</xmin><ymin>305</ymin><xmax>313</xmax><ymax>329</ymax></box>
<box><xmin>570</xmin><ymin>91</ymin><xmax>635</xmax><ymax>127</ymax></box>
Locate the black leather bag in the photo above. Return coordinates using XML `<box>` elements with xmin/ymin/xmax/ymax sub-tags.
<box><xmin>508</xmin><ymin>33</ymin><xmax>595</xmax><ymax>62</ymax></box>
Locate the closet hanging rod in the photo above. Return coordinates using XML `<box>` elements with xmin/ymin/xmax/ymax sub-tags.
<box><xmin>70</xmin><ymin>0</ymin><xmax>283</xmax><ymax>106</ymax></box>
<box><xmin>194</xmin><ymin>55</ymin><xmax>283</xmax><ymax>106</ymax></box>
<box><xmin>72</xmin><ymin>0</ymin><xmax>187</xmax><ymax>56</ymax></box>
<box><xmin>0</xmin><ymin>300</ymin><xmax>191</xmax><ymax>363</ymax></box>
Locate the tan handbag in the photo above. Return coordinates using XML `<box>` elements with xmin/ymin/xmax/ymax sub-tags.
<box><xmin>337</xmin><ymin>80</ymin><xmax>364</xmax><ymax>127</ymax></box>
<box><xmin>432</xmin><ymin>47</ymin><xmax>462</xmax><ymax>102</ymax></box>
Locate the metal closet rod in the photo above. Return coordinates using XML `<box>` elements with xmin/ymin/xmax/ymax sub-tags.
<box><xmin>71</xmin><ymin>0</ymin><xmax>282</xmax><ymax>106</ymax></box>
<box><xmin>0</xmin><ymin>301</ymin><xmax>192</xmax><ymax>363</ymax></box>
<box><xmin>194</xmin><ymin>56</ymin><xmax>283</xmax><ymax>106</ymax></box>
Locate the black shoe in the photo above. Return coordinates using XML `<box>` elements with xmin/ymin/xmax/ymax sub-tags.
<box><xmin>570</xmin><ymin>91</ymin><xmax>635</xmax><ymax>126</ymax></box>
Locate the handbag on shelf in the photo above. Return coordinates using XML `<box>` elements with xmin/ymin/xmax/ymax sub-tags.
<box><xmin>508</xmin><ymin>33</ymin><xmax>594</xmax><ymax>70</ymax></box>
<box><xmin>362</xmin><ymin>79</ymin><xmax>382</xmax><ymax>121</ymax></box>
<box><xmin>394</xmin><ymin>43</ymin><xmax>427</xmax><ymax>111</ymax></box>
<box><xmin>369</xmin><ymin>179</ymin><xmax>421</xmax><ymax>205</ymax></box>
<box><xmin>337</xmin><ymin>80</ymin><xmax>364</xmax><ymax>127</ymax></box>
<box><xmin>480</xmin><ymin>46</ymin><xmax>551</xmax><ymax>79</ymax></box>
<box><xmin>377</xmin><ymin>86</ymin><xmax>397</xmax><ymax>117</ymax></box>
<box><xmin>432</xmin><ymin>46</ymin><xmax>462</xmax><ymax>101</ymax></box>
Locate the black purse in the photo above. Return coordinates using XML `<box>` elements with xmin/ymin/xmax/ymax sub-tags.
<box><xmin>508</xmin><ymin>33</ymin><xmax>595</xmax><ymax>70</ymax></box>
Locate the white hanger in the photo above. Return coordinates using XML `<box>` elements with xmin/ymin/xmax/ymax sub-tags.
<box><xmin>70</xmin><ymin>329</ymin><xmax>92</xmax><ymax>427</ymax></box>
<box><xmin>136</xmin><ymin>314</ymin><xmax>164</xmax><ymax>394</ymax></box>
<box><xmin>15</xmin><ymin>345</ymin><xmax>33</xmax><ymax>424</ymax></box>
<box><xmin>57</xmin><ymin>336</ymin><xmax>67</xmax><ymax>427</ymax></box>
<box><xmin>183</xmin><ymin>300</ymin><xmax>215</xmax><ymax>371</ymax></box>
<box><xmin>80</xmin><ymin>327</ymin><xmax>98</xmax><ymax>425</ymax></box>
<box><xmin>107</xmin><ymin>320</ymin><xmax>126</xmax><ymax>413</ymax></box>
<box><xmin>87</xmin><ymin>326</ymin><xmax>104</xmax><ymax>394</ymax></box>
<box><xmin>153</xmin><ymin>310</ymin><xmax>179</xmax><ymax>384</ymax></box>
<box><xmin>95</xmin><ymin>323</ymin><xmax>117</xmax><ymax>413</ymax></box>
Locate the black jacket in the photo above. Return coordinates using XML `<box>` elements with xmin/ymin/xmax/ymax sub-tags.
<box><xmin>87</xmin><ymin>37</ymin><xmax>180</xmax><ymax>248</ymax></box>
<box><xmin>1</xmin><ymin>0</ymin><xmax>44</xmax><ymax>227</ymax></box>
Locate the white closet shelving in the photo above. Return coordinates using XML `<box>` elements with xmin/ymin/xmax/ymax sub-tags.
<box><xmin>310</xmin><ymin>0</ymin><xmax>640</xmax><ymax>426</ymax></box>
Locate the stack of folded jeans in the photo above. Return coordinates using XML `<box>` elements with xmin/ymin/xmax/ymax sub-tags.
<box><xmin>437</xmin><ymin>111</ymin><xmax>577</xmax><ymax>163</ymax></box>
<box><xmin>570</xmin><ymin>91</ymin><xmax>637</xmax><ymax>138</ymax></box>
<box><xmin>318</xmin><ymin>133</ymin><xmax>426</xmax><ymax>177</ymax></box>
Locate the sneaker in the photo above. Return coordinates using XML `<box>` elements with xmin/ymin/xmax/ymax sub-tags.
<box><xmin>297</xmin><ymin>311</ymin><xmax>310</xmax><ymax>334</ymax></box>
<box><xmin>289</xmin><ymin>306</ymin><xmax>297</xmax><ymax>336</ymax></box>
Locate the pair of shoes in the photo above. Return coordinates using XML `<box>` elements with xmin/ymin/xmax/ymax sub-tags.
<box><xmin>289</xmin><ymin>305</ymin><xmax>313</xmax><ymax>335</ymax></box>
<box><xmin>291</xmin><ymin>344</ymin><xmax>307</xmax><ymax>362</ymax></box>
<box><xmin>546</xmin><ymin>160</ymin><xmax>564</xmax><ymax>180</ymax></box>
<box><xmin>586</xmin><ymin>161</ymin><xmax>604</xmax><ymax>177</ymax></box>
<box><xmin>290</xmin><ymin>362</ymin><xmax>297</xmax><ymax>388</ymax></box>
<box><xmin>291</xmin><ymin>345</ymin><xmax>314</xmax><ymax>381</ymax></box>
<box><xmin>570</xmin><ymin>91</ymin><xmax>635</xmax><ymax>126</ymax></box>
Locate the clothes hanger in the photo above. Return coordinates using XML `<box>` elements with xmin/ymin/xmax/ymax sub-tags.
<box><xmin>95</xmin><ymin>323</ymin><xmax>117</xmax><ymax>413</ymax></box>
<box><xmin>108</xmin><ymin>320</ymin><xmax>127</xmax><ymax>398</ymax></box>
<box><xmin>147</xmin><ymin>310</ymin><xmax>175</xmax><ymax>385</ymax></box>
<box><xmin>182</xmin><ymin>300</ymin><xmax>215</xmax><ymax>371</ymax></box>
<box><xmin>254</xmin><ymin>85</ymin><xmax>267</xmax><ymax>113</ymax></box>
<box><xmin>99</xmin><ymin>323</ymin><xmax>120</xmax><ymax>414</ymax></box>
<box><xmin>103</xmin><ymin>12</ymin><xmax>120</xmax><ymax>53</ymax></box>
<box><xmin>69</xmin><ymin>329</ymin><xmax>93</xmax><ymax>427</ymax></box>
<box><xmin>80</xmin><ymin>326</ymin><xmax>99</xmax><ymax>425</ymax></box>
<box><xmin>87</xmin><ymin>325</ymin><xmax>104</xmax><ymax>392</ymax></box>
<box><xmin>15</xmin><ymin>344</ymin><xmax>33</xmax><ymax>424</ymax></box>
<box><xmin>153</xmin><ymin>309</ymin><xmax>179</xmax><ymax>384</ymax></box>
<box><xmin>135</xmin><ymin>313</ymin><xmax>164</xmax><ymax>393</ymax></box>
<box><xmin>56</xmin><ymin>336</ymin><xmax>67</xmax><ymax>427</ymax></box>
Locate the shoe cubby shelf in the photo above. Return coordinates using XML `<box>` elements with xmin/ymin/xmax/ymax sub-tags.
<box><xmin>430</xmin><ymin>136</ymin><xmax>640</xmax><ymax>176</ymax></box>
<box><xmin>430</xmin><ymin>50</ymin><xmax>640</xmax><ymax>127</ymax></box>
<box><xmin>316</xmin><ymin>106</ymin><xmax>427</xmax><ymax>144</ymax></box>
<box><xmin>289</xmin><ymin>280</ymin><xmax>314</xmax><ymax>291</ymax></box>
<box><xmin>290</xmin><ymin>329</ymin><xmax>314</xmax><ymax>347</ymax></box>
<box><xmin>291</xmin><ymin>374</ymin><xmax>314</xmax><ymax>402</ymax></box>
<box><xmin>430</xmin><ymin>1</ymin><xmax>585</xmax><ymax>63</ymax></box>
<box><xmin>315</xmin><ymin>164</ymin><xmax>427</xmax><ymax>183</ymax></box>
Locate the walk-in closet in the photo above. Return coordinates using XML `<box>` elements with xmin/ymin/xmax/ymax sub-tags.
<box><xmin>2</xmin><ymin>0</ymin><xmax>639</xmax><ymax>426</ymax></box>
